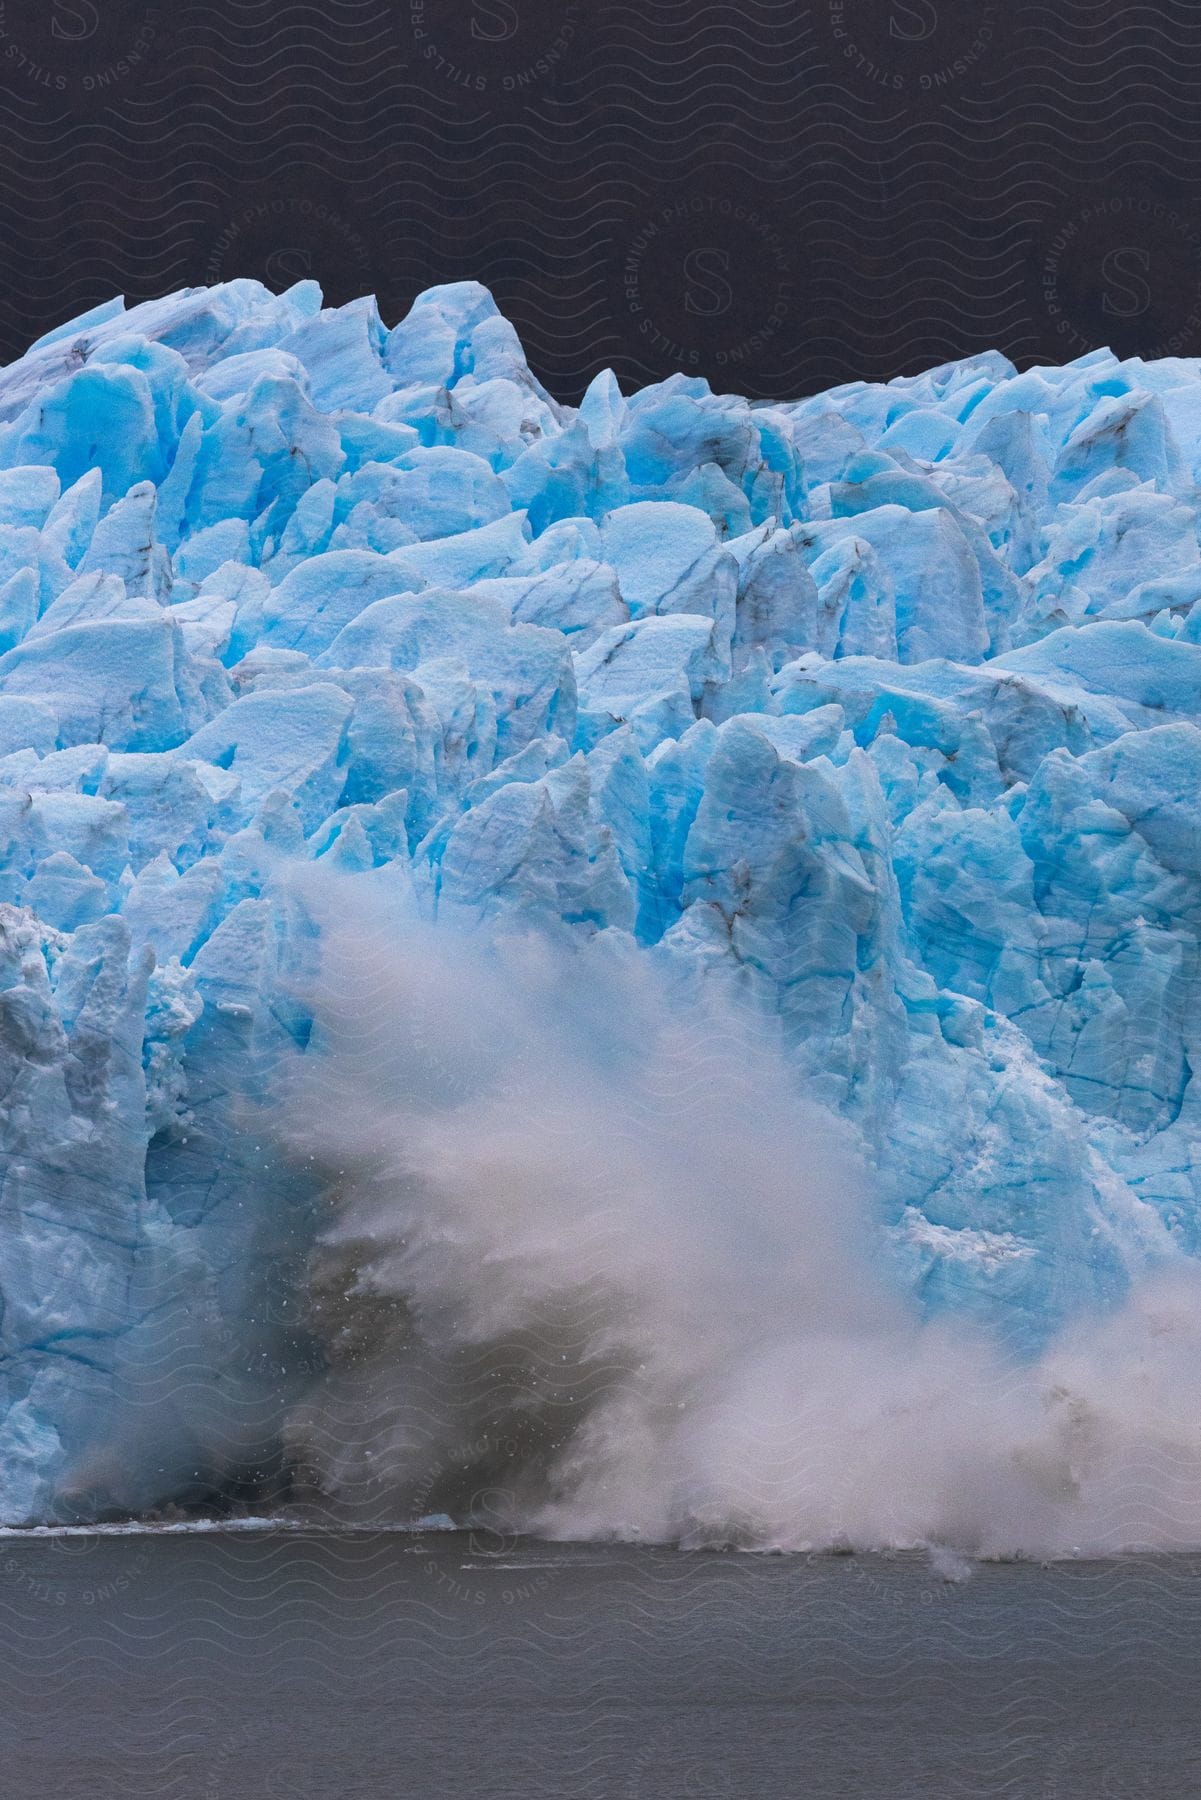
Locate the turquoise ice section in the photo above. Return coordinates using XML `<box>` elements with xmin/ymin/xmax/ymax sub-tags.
<box><xmin>0</xmin><ymin>280</ymin><xmax>1198</xmax><ymax>1517</ymax></box>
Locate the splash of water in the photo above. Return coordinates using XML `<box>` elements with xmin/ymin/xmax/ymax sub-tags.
<box><xmin>274</xmin><ymin>875</ymin><xmax>1201</xmax><ymax>1557</ymax></box>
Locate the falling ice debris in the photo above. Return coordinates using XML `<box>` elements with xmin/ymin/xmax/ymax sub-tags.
<box><xmin>0</xmin><ymin>280</ymin><xmax>1200</xmax><ymax>1532</ymax></box>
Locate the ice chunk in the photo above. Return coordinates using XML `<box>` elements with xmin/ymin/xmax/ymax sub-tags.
<box><xmin>575</xmin><ymin>614</ymin><xmax>725</xmax><ymax>751</ymax></box>
<box><xmin>181</xmin><ymin>682</ymin><xmax>352</xmax><ymax>830</ymax></box>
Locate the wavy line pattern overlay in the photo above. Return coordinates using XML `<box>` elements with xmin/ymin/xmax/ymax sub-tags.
<box><xmin>3</xmin><ymin>4</ymin><xmax>1201</xmax><ymax>1797</ymax></box>
<box><xmin>0</xmin><ymin>0</ymin><xmax>1199</xmax><ymax>396</ymax></box>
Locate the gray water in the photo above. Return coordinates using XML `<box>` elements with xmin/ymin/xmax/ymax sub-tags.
<box><xmin>0</xmin><ymin>1529</ymin><xmax>1197</xmax><ymax>1798</ymax></box>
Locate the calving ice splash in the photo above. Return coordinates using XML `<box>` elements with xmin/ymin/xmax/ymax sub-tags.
<box><xmin>2</xmin><ymin>279</ymin><xmax>1201</xmax><ymax>1551</ymax></box>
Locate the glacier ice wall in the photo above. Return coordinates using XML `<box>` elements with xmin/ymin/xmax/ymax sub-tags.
<box><xmin>1</xmin><ymin>278</ymin><xmax>1201</xmax><ymax>1536</ymax></box>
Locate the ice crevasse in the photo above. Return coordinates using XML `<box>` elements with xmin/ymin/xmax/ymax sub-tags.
<box><xmin>0</xmin><ymin>277</ymin><xmax>1200</xmax><ymax>1522</ymax></box>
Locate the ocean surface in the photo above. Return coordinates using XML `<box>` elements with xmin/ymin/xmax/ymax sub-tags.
<box><xmin>1</xmin><ymin>1528</ymin><xmax>1197</xmax><ymax>1799</ymax></box>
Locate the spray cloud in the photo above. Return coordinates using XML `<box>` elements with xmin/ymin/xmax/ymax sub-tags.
<box><xmin>275</xmin><ymin>874</ymin><xmax>1201</xmax><ymax>1557</ymax></box>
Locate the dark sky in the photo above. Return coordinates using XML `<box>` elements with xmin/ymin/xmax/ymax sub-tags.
<box><xmin>1</xmin><ymin>0</ymin><xmax>1199</xmax><ymax>401</ymax></box>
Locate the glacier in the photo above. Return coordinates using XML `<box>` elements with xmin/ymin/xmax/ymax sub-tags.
<box><xmin>2</xmin><ymin>277</ymin><xmax>1201</xmax><ymax>1541</ymax></box>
